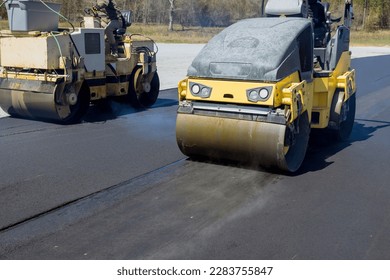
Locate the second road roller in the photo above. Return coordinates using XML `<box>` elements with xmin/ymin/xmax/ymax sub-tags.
<box><xmin>176</xmin><ymin>0</ymin><xmax>356</xmax><ymax>172</ymax></box>
<box><xmin>0</xmin><ymin>0</ymin><xmax>159</xmax><ymax>124</ymax></box>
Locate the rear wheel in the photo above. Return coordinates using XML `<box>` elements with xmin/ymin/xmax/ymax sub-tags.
<box><xmin>127</xmin><ymin>67</ymin><xmax>160</xmax><ymax>108</ymax></box>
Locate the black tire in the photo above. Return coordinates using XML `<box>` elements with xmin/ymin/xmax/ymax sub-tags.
<box><xmin>139</xmin><ymin>71</ymin><xmax>160</xmax><ymax>107</ymax></box>
<box><xmin>127</xmin><ymin>67</ymin><xmax>160</xmax><ymax>108</ymax></box>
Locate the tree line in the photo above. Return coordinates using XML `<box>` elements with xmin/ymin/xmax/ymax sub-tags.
<box><xmin>1</xmin><ymin>0</ymin><xmax>389</xmax><ymax>29</ymax></box>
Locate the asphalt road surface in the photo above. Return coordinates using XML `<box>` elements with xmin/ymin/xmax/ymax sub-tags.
<box><xmin>1</xmin><ymin>49</ymin><xmax>390</xmax><ymax>259</ymax></box>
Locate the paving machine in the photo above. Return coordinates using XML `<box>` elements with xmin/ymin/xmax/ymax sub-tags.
<box><xmin>0</xmin><ymin>0</ymin><xmax>159</xmax><ymax>124</ymax></box>
<box><xmin>176</xmin><ymin>0</ymin><xmax>356</xmax><ymax>172</ymax></box>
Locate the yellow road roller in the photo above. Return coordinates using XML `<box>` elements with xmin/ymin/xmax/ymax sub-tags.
<box><xmin>176</xmin><ymin>0</ymin><xmax>356</xmax><ymax>172</ymax></box>
<box><xmin>0</xmin><ymin>0</ymin><xmax>159</xmax><ymax>124</ymax></box>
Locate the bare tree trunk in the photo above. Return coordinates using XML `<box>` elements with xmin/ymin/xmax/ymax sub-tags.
<box><xmin>143</xmin><ymin>0</ymin><xmax>149</xmax><ymax>24</ymax></box>
<box><xmin>168</xmin><ymin>0</ymin><xmax>175</xmax><ymax>31</ymax></box>
<box><xmin>363</xmin><ymin>0</ymin><xmax>368</xmax><ymax>29</ymax></box>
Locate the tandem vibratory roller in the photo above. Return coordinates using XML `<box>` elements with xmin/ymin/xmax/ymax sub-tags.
<box><xmin>0</xmin><ymin>0</ymin><xmax>160</xmax><ymax>123</ymax></box>
<box><xmin>176</xmin><ymin>0</ymin><xmax>356</xmax><ymax>172</ymax></box>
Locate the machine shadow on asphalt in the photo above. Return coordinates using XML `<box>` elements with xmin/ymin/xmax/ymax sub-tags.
<box><xmin>297</xmin><ymin>121</ymin><xmax>387</xmax><ymax>174</ymax></box>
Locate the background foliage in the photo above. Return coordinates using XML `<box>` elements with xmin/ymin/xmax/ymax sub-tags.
<box><xmin>0</xmin><ymin>0</ymin><xmax>389</xmax><ymax>30</ymax></box>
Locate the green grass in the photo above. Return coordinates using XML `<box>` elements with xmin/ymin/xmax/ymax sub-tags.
<box><xmin>350</xmin><ymin>29</ymin><xmax>390</xmax><ymax>47</ymax></box>
<box><xmin>128</xmin><ymin>23</ymin><xmax>223</xmax><ymax>44</ymax></box>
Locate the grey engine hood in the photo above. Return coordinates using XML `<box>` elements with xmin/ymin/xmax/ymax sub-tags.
<box><xmin>187</xmin><ymin>17</ymin><xmax>312</xmax><ymax>82</ymax></box>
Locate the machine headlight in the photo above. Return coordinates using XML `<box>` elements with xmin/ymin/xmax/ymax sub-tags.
<box><xmin>259</xmin><ymin>88</ymin><xmax>269</xmax><ymax>99</ymax></box>
<box><xmin>191</xmin><ymin>84</ymin><xmax>200</xmax><ymax>94</ymax></box>
<box><xmin>200</xmin><ymin>87</ymin><xmax>211</xmax><ymax>98</ymax></box>
<box><xmin>189</xmin><ymin>82</ymin><xmax>212</xmax><ymax>98</ymax></box>
<box><xmin>249</xmin><ymin>90</ymin><xmax>259</xmax><ymax>101</ymax></box>
<box><xmin>246</xmin><ymin>87</ymin><xmax>272</xmax><ymax>102</ymax></box>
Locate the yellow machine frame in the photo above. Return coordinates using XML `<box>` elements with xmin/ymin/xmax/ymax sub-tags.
<box><xmin>178</xmin><ymin>50</ymin><xmax>355</xmax><ymax>131</ymax></box>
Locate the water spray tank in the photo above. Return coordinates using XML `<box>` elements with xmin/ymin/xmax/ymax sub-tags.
<box><xmin>6</xmin><ymin>0</ymin><xmax>62</xmax><ymax>32</ymax></box>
